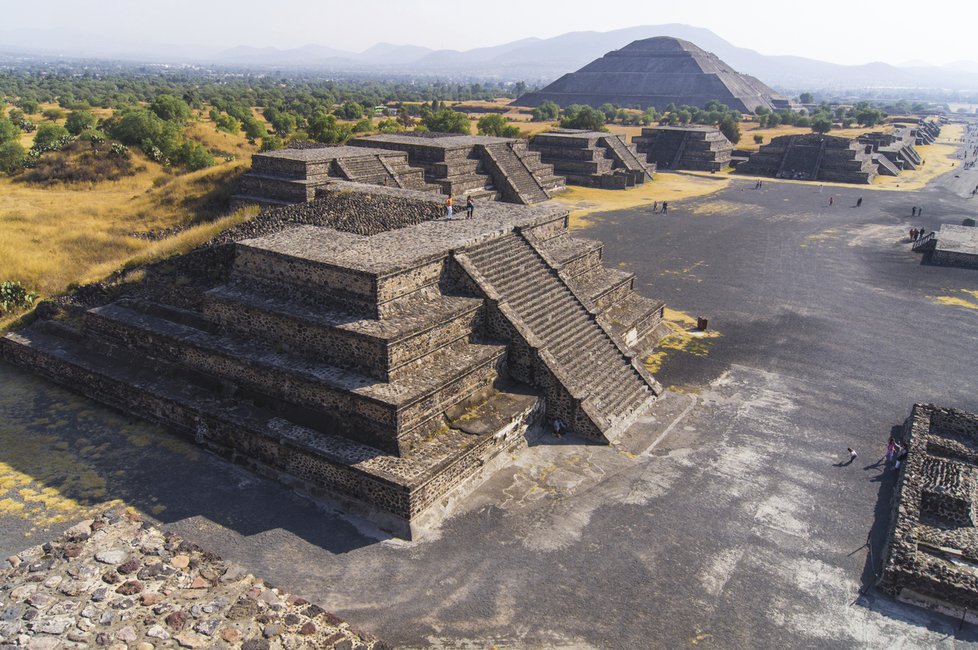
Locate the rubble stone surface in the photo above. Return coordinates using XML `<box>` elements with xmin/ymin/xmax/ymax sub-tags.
<box><xmin>0</xmin><ymin>509</ymin><xmax>385</xmax><ymax>649</ymax></box>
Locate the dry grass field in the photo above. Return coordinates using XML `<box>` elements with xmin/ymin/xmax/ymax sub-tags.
<box><xmin>0</xmin><ymin>105</ymin><xmax>261</xmax><ymax>327</ymax></box>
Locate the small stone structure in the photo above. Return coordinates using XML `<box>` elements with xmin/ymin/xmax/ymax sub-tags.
<box><xmin>857</xmin><ymin>128</ymin><xmax>923</xmax><ymax>173</ymax></box>
<box><xmin>878</xmin><ymin>404</ymin><xmax>978</xmax><ymax>621</ymax></box>
<box><xmin>527</xmin><ymin>129</ymin><xmax>653</xmax><ymax>189</ymax></box>
<box><xmin>351</xmin><ymin>133</ymin><xmax>566</xmax><ymax>205</ymax></box>
<box><xmin>738</xmin><ymin>133</ymin><xmax>880</xmax><ymax>183</ymax></box>
<box><xmin>513</xmin><ymin>36</ymin><xmax>789</xmax><ymax>113</ymax></box>
<box><xmin>632</xmin><ymin>125</ymin><xmax>733</xmax><ymax>171</ymax></box>
<box><xmin>913</xmin><ymin>224</ymin><xmax>978</xmax><ymax>269</ymax></box>
<box><xmin>233</xmin><ymin>146</ymin><xmax>438</xmax><ymax>208</ymax></box>
<box><xmin>0</xmin><ymin>508</ymin><xmax>385</xmax><ymax>649</ymax></box>
<box><xmin>1</xmin><ymin>183</ymin><xmax>664</xmax><ymax>538</ymax></box>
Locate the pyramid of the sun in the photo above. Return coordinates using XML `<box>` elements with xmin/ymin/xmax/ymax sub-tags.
<box><xmin>513</xmin><ymin>36</ymin><xmax>787</xmax><ymax>114</ymax></box>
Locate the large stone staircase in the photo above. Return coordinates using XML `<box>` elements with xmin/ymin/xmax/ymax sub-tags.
<box><xmin>480</xmin><ymin>142</ymin><xmax>553</xmax><ymax>204</ymax></box>
<box><xmin>459</xmin><ymin>232</ymin><xmax>659</xmax><ymax>439</ymax></box>
<box><xmin>598</xmin><ymin>134</ymin><xmax>654</xmax><ymax>180</ymax></box>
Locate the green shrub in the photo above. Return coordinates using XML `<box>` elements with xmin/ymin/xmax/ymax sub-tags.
<box><xmin>753</xmin><ymin>134</ymin><xmax>764</xmax><ymax>144</ymax></box>
<box><xmin>0</xmin><ymin>141</ymin><xmax>26</xmax><ymax>174</ymax></box>
<box><xmin>477</xmin><ymin>114</ymin><xmax>520</xmax><ymax>137</ymax></box>
<box><xmin>0</xmin><ymin>281</ymin><xmax>39</xmax><ymax>313</ymax></box>
<box><xmin>65</xmin><ymin>110</ymin><xmax>97</xmax><ymax>135</ymax></box>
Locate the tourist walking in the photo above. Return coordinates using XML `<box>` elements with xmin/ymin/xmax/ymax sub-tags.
<box><xmin>894</xmin><ymin>447</ymin><xmax>908</xmax><ymax>469</ymax></box>
<box><xmin>885</xmin><ymin>437</ymin><xmax>897</xmax><ymax>463</ymax></box>
<box><xmin>829</xmin><ymin>196</ymin><xmax>833</xmax><ymax>206</ymax></box>
<box><xmin>912</xmin><ymin>206</ymin><xmax>917</xmax><ymax>217</ymax></box>
<box><xmin>856</xmin><ymin>197</ymin><xmax>863</xmax><ymax>207</ymax></box>
<box><xmin>661</xmin><ymin>201</ymin><xmax>668</xmax><ymax>214</ymax></box>
<box><xmin>652</xmin><ymin>200</ymin><xmax>658</xmax><ymax>212</ymax></box>
<box><xmin>446</xmin><ymin>194</ymin><xmax>454</xmax><ymax>217</ymax></box>
<box><xmin>846</xmin><ymin>447</ymin><xmax>858</xmax><ymax>464</ymax></box>
<box><xmin>465</xmin><ymin>195</ymin><xmax>474</xmax><ymax>219</ymax></box>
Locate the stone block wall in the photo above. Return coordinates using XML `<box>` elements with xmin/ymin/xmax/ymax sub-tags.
<box><xmin>877</xmin><ymin>404</ymin><xmax>978</xmax><ymax>615</ymax></box>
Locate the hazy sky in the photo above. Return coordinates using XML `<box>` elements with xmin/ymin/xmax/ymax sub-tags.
<box><xmin>4</xmin><ymin>0</ymin><xmax>977</xmax><ymax>66</ymax></box>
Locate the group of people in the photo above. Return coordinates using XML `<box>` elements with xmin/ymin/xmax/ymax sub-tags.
<box><xmin>649</xmin><ymin>201</ymin><xmax>669</xmax><ymax>214</ymax></box>
<box><xmin>908</xmin><ymin>227</ymin><xmax>930</xmax><ymax>241</ymax></box>
<box><xmin>910</xmin><ymin>206</ymin><xmax>924</xmax><ymax>217</ymax></box>
<box><xmin>445</xmin><ymin>195</ymin><xmax>475</xmax><ymax>219</ymax></box>
<box><xmin>886</xmin><ymin>437</ymin><xmax>909</xmax><ymax>469</ymax></box>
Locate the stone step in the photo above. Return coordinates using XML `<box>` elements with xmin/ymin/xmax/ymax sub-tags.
<box><xmin>82</xmin><ymin>302</ymin><xmax>508</xmax><ymax>451</ymax></box>
<box><xmin>568</xmin><ymin>267</ymin><xmax>635</xmax><ymax>312</ymax></box>
<box><xmin>0</xmin><ymin>324</ymin><xmax>496</xmax><ymax>533</ymax></box>
<box><xmin>204</xmin><ymin>285</ymin><xmax>484</xmax><ymax>382</ymax></box>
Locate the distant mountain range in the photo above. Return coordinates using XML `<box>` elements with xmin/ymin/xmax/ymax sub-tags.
<box><xmin>3</xmin><ymin>24</ymin><xmax>978</xmax><ymax>93</ymax></box>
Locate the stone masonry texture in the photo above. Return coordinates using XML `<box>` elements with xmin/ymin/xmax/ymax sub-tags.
<box><xmin>0</xmin><ymin>508</ymin><xmax>386</xmax><ymax>650</ymax></box>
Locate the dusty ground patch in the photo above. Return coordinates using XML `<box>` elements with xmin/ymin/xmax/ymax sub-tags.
<box><xmin>552</xmin><ymin>172</ymin><xmax>729</xmax><ymax>229</ymax></box>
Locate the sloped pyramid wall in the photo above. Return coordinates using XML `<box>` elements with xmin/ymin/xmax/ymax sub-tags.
<box><xmin>514</xmin><ymin>37</ymin><xmax>785</xmax><ymax>113</ymax></box>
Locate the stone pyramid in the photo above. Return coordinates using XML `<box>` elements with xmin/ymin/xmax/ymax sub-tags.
<box><xmin>514</xmin><ymin>36</ymin><xmax>787</xmax><ymax>114</ymax></box>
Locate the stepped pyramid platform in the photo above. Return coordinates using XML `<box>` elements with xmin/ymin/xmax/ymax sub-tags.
<box><xmin>633</xmin><ymin>125</ymin><xmax>734</xmax><ymax>171</ymax></box>
<box><xmin>878</xmin><ymin>405</ymin><xmax>978</xmax><ymax>620</ymax></box>
<box><xmin>513</xmin><ymin>36</ymin><xmax>789</xmax><ymax>114</ymax></box>
<box><xmin>232</xmin><ymin>145</ymin><xmax>440</xmax><ymax>208</ymax></box>
<box><xmin>737</xmin><ymin>134</ymin><xmax>879</xmax><ymax>183</ymax></box>
<box><xmin>1</xmin><ymin>183</ymin><xmax>665</xmax><ymax>538</ymax></box>
<box><xmin>351</xmin><ymin>132</ymin><xmax>566</xmax><ymax>205</ymax></box>
<box><xmin>858</xmin><ymin>129</ymin><xmax>923</xmax><ymax>172</ymax></box>
<box><xmin>528</xmin><ymin>129</ymin><xmax>654</xmax><ymax>188</ymax></box>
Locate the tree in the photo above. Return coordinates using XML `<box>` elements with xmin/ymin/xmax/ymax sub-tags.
<box><xmin>33</xmin><ymin>123</ymin><xmax>71</xmax><ymax>150</ymax></box>
<box><xmin>531</xmin><ymin>100</ymin><xmax>560</xmax><ymax>122</ymax></box>
<box><xmin>65</xmin><ymin>110</ymin><xmax>97</xmax><ymax>135</ymax></box>
<box><xmin>335</xmin><ymin>102</ymin><xmax>365</xmax><ymax>120</ymax></box>
<box><xmin>15</xmin><ymin>99</ymin><xmax>39</xmax><ymax>115</ymax></box>
<box><xmin>810</xmin><ymin>116</ymin><xmax>832</xmax><ymax>134</ymax></box>
<box><xmin>42</xmin><ymin>107</ymin><xmax>65</xmax><ymax>121</ymax></box>
<box><xmin>397</xmin><ymin>106</ymin><xmax>414</xmax><ymax>128</ymax></box>
<box><xmin>799</xmin><ymin>92</ymin><xmax>814</xmax><ymax>104</ymax></box>
<box><xmin>0</xmin><ymin>117</ymin><xmax>19</xmax><ymax>143</ymax></box>
<box><xmin>559</xmin><ymin>105</ymin><xmax>607</xmax><ymax>131</ymax></box>
<box><xmin>0</xmin><ymin>141</ymin><xmax>25</xmax><ymax>173</ymax></box>
<box><xmin>172</xmin><ymin>141</ymin><xmax>214</xmax><ymax>170</ymax></box>
<box><xmin>598</xmin><ymin>103</ymin><xmax>617</xmax><ymax>121</ymax></box>
<box><xmin>422</xmin><ymin>109</ymin><xmax>470</xmax><ymax>134</ymax></box>
<box><xmin>718</xmin><ymin>115</ymin><xmax>741</xmax><ymax>145</ymax></box>
<box><xmin>477</xmin><ymin>114</ymin><xmax>520</xmax><ymax>137</ymax></box>
<box><xmin>352</xmin><ymin>118</ymin><xmax>373</xmax><ymax>133</ymax></box>
<box><xmin>766</xmin><ymin>112</ymin><xmax>782</xmax><ymax>128</ymax></box>
<box><xmin>264</xmin><ymin>108</ymin><xmax>296</xmax><ymax>135</ymax></box>
<box><xmin>259</xmin><ymin>135</ymin><xmax>285</xmax><ymax>152</ymax></box>
<box><xmin>242</xmin><ymin>116</ymin><xmax>268</xmax><ymax>140</ymax></box>
<box><xmin>641</xmin><ymin>107</ymin><xmax>658</xmax><ymax>126</ymax></box>
<box><xmin>513</xmin><ymin>81</ymin><xmax>527</xmax><ymax>98</ymax></box>
<box><xmin>149</xmin><ymin>94</ymin><xmax>191</xmax><ymax>122</ymax></box>
<box><xmin>306</xmin><ymin>112</ymin><xmax>353</xmax><ymax>143</ymax></box>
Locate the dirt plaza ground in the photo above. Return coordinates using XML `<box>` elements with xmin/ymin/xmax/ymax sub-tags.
<box><xmin>3</xmin><ymin>129</ymin><xmax>978</xmax><ymax>648</ymax></box>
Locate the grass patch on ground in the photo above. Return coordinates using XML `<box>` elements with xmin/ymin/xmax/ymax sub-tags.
<box><xmin>0</xmin><ymin>157</ymin><xmax>251</xmax><ymax>299</ymax></box>
<box><xmin>931</xmin><ymin>288</ymin><xmax>978</xmax><ymax>311</ymax></box>
<box><xmin>644</xmin><ymin>308</ymin><xmax>721</xmax><ymax>375</ymax></box>
<box><xmin>873</xmin><ymin>122</ymin><xmax>965</xmax><ymax>191</ymax></box>
<box><xmin>552</xmin><ymin>173</ymin><xmax>730</xmax><ymax>230</ymax></box>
